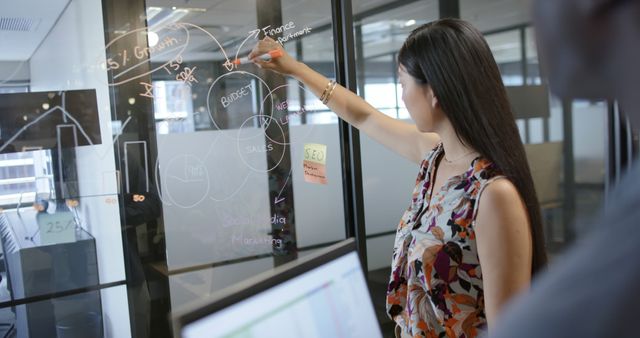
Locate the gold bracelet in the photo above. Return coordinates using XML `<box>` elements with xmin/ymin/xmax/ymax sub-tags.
<box><xmin>319</xmin><ymin>80</ymin><xmax>335</xmax><ymax>103</ymax></box>
<box><xmin>322</xmin><ymin>81</ymin><xmax>338</xmax><ymax>105</ymax></box>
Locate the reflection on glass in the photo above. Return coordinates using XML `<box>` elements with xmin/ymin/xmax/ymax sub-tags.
<box><xmin>0</xmin><ymin>288</ymin><xmax>104</xmax><ymax>338</ymax></box>
<box><xmin>571</xmin><ymin>100</ymin><xmax>606</xmax><ymax>227</ymax></box>
<box><xmin>301</xmin><ymin>26</ymin><xmax>335</xmax><ymax>124</ymax></box>
<box><xmin>0</xmin><ymin>151</ymin><xmax>53</xmax><ymax>207</ymax></box>
<box><xmin>153</xmin><ymin>81</ymin><xmax>195</xmax><ymax>134</ymax></box>
<box><xmin>0</xmin><ymin>90</ymin><xmax>102</xmax><ymax>154</ymax></box>
<box><xmin>525</xmin><ymin>27</ymin><xmax>541</xmax><ymax>85</ymax></box>
<box><xmin>485</xmin><ymin>30</ymin><xmax>523</xmax><ymax>85</ymax></box>
<box><xmin>0</xmin><ymin>204</ymin><xmax>102</xmax><ymax>337</ymax></box>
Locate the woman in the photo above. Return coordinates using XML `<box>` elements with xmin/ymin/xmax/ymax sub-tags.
<box><xmin>250</xmin><ymin>18</ymin><xmax>546</xmax><ymax>337</ymax></box>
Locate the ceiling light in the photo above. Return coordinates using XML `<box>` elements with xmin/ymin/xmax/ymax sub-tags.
<box><xmin>405</xmin><ymin>19</ymin><xmax>416</xmax><ymax>27</ymax></box>
<box><xmin>182</xmin><ymin>7</ymin><xmax>207</xmax><ymax>12</ymax></box>
<box><xmin>146</xmin><ymin>7</ymin><xmax>163</xmax><ymax>21</ymax></box>
<box><xmin>149</xmin><ymin>8</ymin><xmax>189</xmax><ymax>29</ymax></box>
<box><xmin>147</xmin><ymin>31</ymin><xmax>159</xmax><ymax>47</ymax></box>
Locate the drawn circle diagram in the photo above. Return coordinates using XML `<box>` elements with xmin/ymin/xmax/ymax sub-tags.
<box><xmin>163</xmin><ymin>154</ymin><xmax>210</xmax><ymax>208</ymax></box>
<box><xmin>206</xmin><ymin>71</ymin><xmax>273</xmax><ymax>134</ymax></box>
<box><xmin>104</xmin><ymin>24</ymin><xmax>190</xmax><ymax>86</ymax></box>
<box><xmin>260</xmin><ymin>83</ymin><xmax>316</xmax><ymax>146</ymax></box>
<box><xmin>236</xmin><ymin>114</ymin><xmax>286</xmax><ymax>173</ymax></box>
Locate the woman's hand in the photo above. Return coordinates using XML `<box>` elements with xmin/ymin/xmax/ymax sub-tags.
<box><xmin>248</xmin><ymin>36</ymin><xmax>300</xmax><ymax>76</ymax></box>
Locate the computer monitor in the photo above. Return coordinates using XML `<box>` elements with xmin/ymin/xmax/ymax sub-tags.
<box><xmin>172</xmin><ymin>238</ymin><xmax>383</xmax><ymax>338</ymax></box>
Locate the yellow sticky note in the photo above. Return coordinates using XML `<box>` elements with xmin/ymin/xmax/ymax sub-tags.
<box><xmin>303</xmin><ymin>143</ymin><xmax>327</xmax><ymax>165</ymax></box>
<box><xmin>303</xmin><ymin>143</ymin><xmax>327</xmax><ymax>184</ymax></box>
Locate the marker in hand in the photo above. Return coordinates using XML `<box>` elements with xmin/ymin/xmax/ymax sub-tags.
<box><xmin>233</xmin><ymin>49</ymin><xmax>284</xmax><ymax>65</ymax></box>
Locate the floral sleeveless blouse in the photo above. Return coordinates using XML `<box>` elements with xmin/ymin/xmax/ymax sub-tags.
<box><xmin>386</xmin><ymin>143</ymin><xmax>504</xmax><ymax>338</ymax></box>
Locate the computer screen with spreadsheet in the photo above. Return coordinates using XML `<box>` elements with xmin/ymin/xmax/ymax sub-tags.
<box><xmin>172</xmin><ymin>238</ymin><xmax>382</xmax><ymax>338</ymax></box>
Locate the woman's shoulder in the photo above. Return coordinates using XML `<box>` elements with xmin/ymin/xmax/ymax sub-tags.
<box><xmin>465</xmin><ymin>157</ymin><xmax>509</xmax><ymax>204</ymax></box>
<box><xmin>471</xmin><ymin>157</ymin><xmax>502</xmax><ymax>182</ymax></box>
<box><xmin>478</xmin><ymin>177</ymin><xmax>519</xmax><ymax>202</ymax></box>
<box><xmin>472</xmin><ymin>176</ymin><xmax>524</xmax><ymax>232</ymax></box>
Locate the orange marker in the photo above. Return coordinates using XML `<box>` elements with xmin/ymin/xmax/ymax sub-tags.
<box><xmin>233</xmin><ymin>49</ymin><xmax>284</xmax><ymax>65</ymax></box>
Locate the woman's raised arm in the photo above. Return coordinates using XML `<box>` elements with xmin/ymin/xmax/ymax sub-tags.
<box><xmin>249</xmin><ymin>37</ymin><xmax>438</xmax><ymax>164</ymax></box>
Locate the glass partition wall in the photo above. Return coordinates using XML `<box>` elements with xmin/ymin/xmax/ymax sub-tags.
<box><xmin>0</xmin><ymin>0</ymin><xmax>629</xmax><ymax>337</ymax></box>
<box><xmin>104</xmin><ymin>0</ymin><xmax>348</xmax><ymax>337</ymax></box>
<box><xmin>0</xmin><ymin>0</ymin><xmax>130</xmax><ymax>337</ymax></box>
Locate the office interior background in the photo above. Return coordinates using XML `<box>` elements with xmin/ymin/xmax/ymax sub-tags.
<box><xmin>0</xmin><ymin>0</ymin><xmax>638</xmax><ymax>336</ymax></box>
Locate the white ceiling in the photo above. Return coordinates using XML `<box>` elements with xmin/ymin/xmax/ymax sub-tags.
<box><xmin>0</xmin><ymin>0</ymin><xmax>69</xmax><ymax>61</ymax></box>
<box><xmin>461</xmin><ymin>0</ymin><xmax>532</xmax><ymax>32</ymax></box>
<box><xmin>147</xmin><ymin>0</ymin><xmax>534</xmax><ymax>63</ymax></box>
<box><xmin>0</xmin><ymin>0</ymin><xmax>533</xmax><ymax>65</ymax></box>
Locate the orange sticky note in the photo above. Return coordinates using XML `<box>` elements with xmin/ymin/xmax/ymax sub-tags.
<box><xmin>303</xmin><ymin>143</ymin><xmax>327</xmax><ymax>184</ymax></box>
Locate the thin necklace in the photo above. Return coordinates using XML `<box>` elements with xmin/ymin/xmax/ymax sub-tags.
<box><xmin>443</xmin><ymin>149</ymin><xmax>477</xmax><ymax>164</ymax></box>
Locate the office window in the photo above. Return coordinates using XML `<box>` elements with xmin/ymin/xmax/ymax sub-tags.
<box><xmin>153</xmin><ymin>80</ymin><xmax>196</xmax><ymax>134</ymax></box>
<box><xmin>0</xmin><ymin>151</ymin><xmax>53</xmax><ymax>207</ymax></box>
<box><xmin>0</xmin><ymin>86</ymin><xmax>28</xmax><ymax>94</ymax></box>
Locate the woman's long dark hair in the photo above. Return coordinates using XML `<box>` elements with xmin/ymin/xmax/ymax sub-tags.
<box><xmin>399</xmin><ymin>18</ymin><xmax>547</xmax><ymax>275</ymax></box>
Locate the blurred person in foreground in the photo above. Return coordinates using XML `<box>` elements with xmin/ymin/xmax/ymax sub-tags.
<box><xmin>489</xmin><ymin>1</ymin><xmax>640</xmax><ymax>337</ymax></box>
